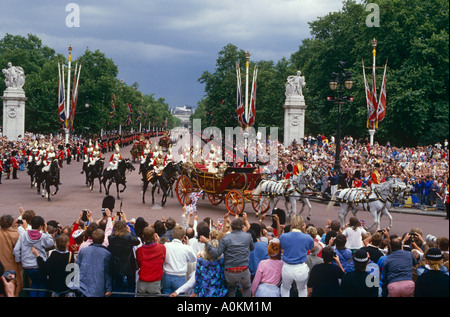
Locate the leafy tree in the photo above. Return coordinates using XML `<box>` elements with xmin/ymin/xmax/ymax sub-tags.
<box><xmin>0</xmin><ymin>34</ymin><xmax>180</xmax><ymax>136</ymax></box>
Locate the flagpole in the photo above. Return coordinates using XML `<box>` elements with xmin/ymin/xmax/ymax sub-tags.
<box><xmin>244</xmin><ymin>52</ymin><xmax>250</xmax><ymax>159</ymax></box>
<box><xmin>369</xmin><ymin>38</ymin><xmax>377</xmax><ymax>146</ymax></box>
<box><xmin>65</xmin><ymin>45</ymin><xmax>72</xmax><ymax>145</ymax></box>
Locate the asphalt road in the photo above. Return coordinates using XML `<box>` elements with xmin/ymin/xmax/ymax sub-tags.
<box><xmin>0</xmin><ymin>137</ymin><xmax>448</xmax><ymax>239</ymax></box>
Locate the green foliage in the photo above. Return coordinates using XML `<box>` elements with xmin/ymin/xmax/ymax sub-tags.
<box><xmin>195</xmin><ymin>0</ymin><xmax>448</xmax><ymax>147</ymax></box>
<box><xmin>0</xmin><ymin>34</ymin><xmax>179</xmax><ymax>136</ymax></box>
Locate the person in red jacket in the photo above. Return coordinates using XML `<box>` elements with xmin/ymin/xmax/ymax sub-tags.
<box><xmin>136</xmin><ymin>226</ymin><xmax>166</xmax><ymax>295</ymax></box>
<box><xmin>11</xmin><ymin>153</ymin><xmax>19</xmax><ymax>179</ymax></box>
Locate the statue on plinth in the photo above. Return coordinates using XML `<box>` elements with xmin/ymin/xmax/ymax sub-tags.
<box><xmin>285</xmin><ymin>71</ymin><xmax>305</xmax><ymax>98</ymax></box>
<box><xmin>2</xmin><ymin>62</ymin><xmax>26</xmax><ymax>89</ymax></box>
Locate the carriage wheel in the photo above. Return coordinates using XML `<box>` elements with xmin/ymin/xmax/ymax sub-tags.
<box><xmin>175</xmin><ymin>175</ymin><xmax>193</xmax><ymax>206</ymax></box>
<box><xmin>251</xmin><ymin>195</ymin><xmax>270</xmax><ymax>214</ymax></box>
<box><xmin>225</xmin><ymin>189</ymin><xmax>245</xmax><ymax>216</ymax></box>
<box><xmin>208</xmin><ymin>194</ymin><xmax>223</xmax><ymax>206</ymax></box>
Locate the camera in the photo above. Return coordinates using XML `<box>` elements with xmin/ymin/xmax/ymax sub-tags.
<box><xmin>2</xmin><ymin>270</ymin><xmax>16</xmax><ymax>283</ymax></box>
<box><xmin>102</xmin><ymin>208</ymin><xmax>106</xmax><ymax>216</ymax></box>
<box><xmin>81</xmin><ymin>209</ymin><xmax>88</xmax><ymax>222</ymax></box>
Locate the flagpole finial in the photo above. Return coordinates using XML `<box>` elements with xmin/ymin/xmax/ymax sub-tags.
<box><xmin>371</xmin><ymin>38</ymin><xmax>377</xmax><ymax>48</ymax></box>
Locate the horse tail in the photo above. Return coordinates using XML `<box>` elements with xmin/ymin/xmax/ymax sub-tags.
<box><xmin>326</xmin><ymin>193</ymin><xmax>337</xmax><ymax>213</ymax></box>
<box><xmin>253</xmin><ymin>180</ymin><xmax>266</xmax><ymax>195</ymax></box>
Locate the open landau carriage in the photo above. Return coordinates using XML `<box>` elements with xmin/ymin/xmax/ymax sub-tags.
<box><xmin>174</xmin><ymin>163</ymin><xmax>270</xmax><ymax>215</ymax></box>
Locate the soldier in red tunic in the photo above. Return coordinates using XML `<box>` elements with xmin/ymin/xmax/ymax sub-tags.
<box><xmin>11</xmin><ymin>152</ymin><xmax>19</xmax><ymax>179</ymax></box>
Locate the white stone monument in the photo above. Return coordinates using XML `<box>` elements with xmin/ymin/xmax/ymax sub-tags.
<box><xmin>283</xmin><ymin>71</ymin><xmax>306</xmax><ymax>147</ymax></box>
<box><xmin>2</xmin><ymin>62</ymin><xmax>27</xmax><ymax>141</ymax></box>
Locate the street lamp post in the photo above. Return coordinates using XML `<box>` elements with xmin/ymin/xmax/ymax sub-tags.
<box><xmin>85</xmin><ymin>100</ymin><xmax>89</xmax><ymax>138</ymax></box>
<box><xmin>328</xmin><ymin>61</ymin><xmax>353</xmax><ymax>174</ymax></box>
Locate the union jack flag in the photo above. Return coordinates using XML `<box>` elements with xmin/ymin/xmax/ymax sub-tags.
<box><xmin>124</xmin><ymin>103</ymin><xmax>133</xmax><ymax>126</ymax></box>
<box><xmin>362</xmin><ymin>59</ymin><xmax>376</xmax><ymax>129</ymax></box>
<box><xmin>57</xmin><ymin>62</ymin><xmax>66</xmax><ymax>123</ymax></box>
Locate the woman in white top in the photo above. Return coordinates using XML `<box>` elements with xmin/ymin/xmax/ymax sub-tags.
<box><xmin>342</xmin><ymin>216</ymin><xmax>367</xmax><ymax>252</ymax></box>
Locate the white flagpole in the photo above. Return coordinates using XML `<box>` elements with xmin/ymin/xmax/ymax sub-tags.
<box><xmin>369</xmin><ymin>38</ymin><xmax>377</xmax><ymax>146</ymax></box>
<box><xmin>244</xmin><ymin>51</ymin><xmax>250</xmax><ymax>123</ymax></box>
<box><xmin>65</xmin><ymin>45</ymin><xmax>73</xmax><ymax>144</ymax></box>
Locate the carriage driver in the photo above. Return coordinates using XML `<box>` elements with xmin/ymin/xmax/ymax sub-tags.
<box><xmin>88</xmin><ymin>142</ymin><xmax>102</xmax><ymax>167</ymax></box>
<box><xmin>371</xmin><ymin>162</ymin><xmax>382</xmax><ymax>188</ymax></box>
<box><xmin>42</xmin><ymin>144</ymin><xmax>57</xmax><ymax>173</ymax></box>
<box><xmin>108</xmin><ymin>143</ymin><xmax>123</xmax><ymax>171</ymax></box>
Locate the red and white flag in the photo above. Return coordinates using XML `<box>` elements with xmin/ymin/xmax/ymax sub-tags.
<box><xmin>247</xmin><ymin>64</ymin><xmax>258</xmax><ymax>127</ymax></box>
<box><xmin>110</xmin><ymin>94</ymin><xmax>117</xmax><ymax>118</ymax></box>
<box><xmin>69</xmin><ymin>63</ymin><xmax>81</xmax><ymax>131</ymax></box>
<box><xmin>377</xmin><ymin>62</ymin><xmax>387</xmax><ymax>124</ymax></box>
<box><xmin>236</xmin><ymin>63</ymin><xmax>246</xmax><ymax>128</ymax></box>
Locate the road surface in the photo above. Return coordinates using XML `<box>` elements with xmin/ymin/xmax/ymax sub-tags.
<box><xmin>0</xmin><ymin>138</ymin><xmax>448</xmax><ymax>239</ymax></box>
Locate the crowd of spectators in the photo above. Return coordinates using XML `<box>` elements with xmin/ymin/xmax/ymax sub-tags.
<box><xmin>0</xmin><ymin>131</ymin><xmax>448</xmax><ymax>297</ymax></box>
<box><xmin>1</xmin><ymin>196</ymin><xmax>448</xmax><ymax>298</ymax></box>
<box><xmin>277</xmin><ymin>135</ymin><xmax>448</xmax><ymax>210</ymax></box>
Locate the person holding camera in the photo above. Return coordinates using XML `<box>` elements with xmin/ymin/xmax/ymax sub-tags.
<box><xmin>76</xmin><ymin>229</ymin><xmax>112</xmax><ymax>297</ymax></box>
<box><xmin>107</xmin><ymin>212</ymin><xmax>140</xmax><ymax>297</ymax></box>
<box><xmin>200</xmin><ymin>217</ymin><xmax>254</xmax><ymax>297</ymax></box>
<box><xmin>161</xmin><ymin>225</ymin><xmax>197</xmax><ymax>295</ymax></box>
<box><xmin>13</xmin><ymin>215</ymin><xmax>54</xmax><ymax>297</ymax></box>
<box><xmin>307</xmin><ymin>246</ymin><xmax>345</xmax><ymax>297</ymax></box>
<box><xmin>0</xmin><ymin>261</ymin><xmax>16</xmax><ymax>297</ymax></box>
<box><xmin>279</xmin><ymin>215</ymin><xmax>316</xmax><ymax>297</ymax></box>
<box><xmin>0</xmin><ymin>214</ymin><xmax>23</xmax><ymax>296</ymax></box>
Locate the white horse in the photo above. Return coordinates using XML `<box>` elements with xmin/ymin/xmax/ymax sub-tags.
<box><xmin>327</xmin><ymin>180</ymin><xmax>411</xmax><ymax>230</ymax></box>
<box><xmin>252</xmin><ymin>169</ymin><xmax>318</xmax><ymax>219</ymax></box>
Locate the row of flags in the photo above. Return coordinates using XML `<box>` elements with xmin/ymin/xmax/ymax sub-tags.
<box><xmin>363</xmin><ymin>59</ymin><xmax>387</xmax><ymax>130</ymax></box>
<box><xmin>109</xmin><ymin>97</ymin><xmax>167</xmax><ymax>128</ymax></box>
<box><xmin>58</xmin><ymin>62</ymin><xmax>81</xmax><ymax>131</ymax></box>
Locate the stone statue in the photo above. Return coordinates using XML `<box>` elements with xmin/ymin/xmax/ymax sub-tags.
<box><xmin>2</xmin><ymin>62</ymin><xmax>26</xmax><ymax>89</ymax></box>
<box><xmin>285</xmin><ymin>71</ymin><xmax>305</xmax><ymax>97</ymax></box>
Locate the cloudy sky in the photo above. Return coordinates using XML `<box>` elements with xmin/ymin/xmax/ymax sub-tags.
<box><xmin>1</xmin><ymin>0</ymin><xmax>346</xmax><ymax>108</ymax></box>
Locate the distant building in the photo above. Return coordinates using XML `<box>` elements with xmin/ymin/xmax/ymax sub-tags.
<box><xmin>171</xmin><ymin>106</ymin><xmax>193</xmax><ymax>128</ymax></box>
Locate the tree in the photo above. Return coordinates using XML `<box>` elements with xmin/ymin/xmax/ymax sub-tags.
<box><xmin>290</xmin><ymin>0</ymin><xmax>449</xmax><ymax>146</ymax></box>
<box><xmin>0</xmin><ymin>34</ymin><xmax>180</xmax><ymax>136</ymax></box>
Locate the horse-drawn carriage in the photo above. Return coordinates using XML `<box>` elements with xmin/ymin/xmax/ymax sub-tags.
<box><xmin>174</xmin><ymin>163</ymin><xmax>270</xmax><ymax>215</ymax></box>
<box><xmin>130</xmin><ymin>142</ymin><xmax>144</xmax><ymax>163</ymax></box>
<box><xmin>158</xmin><ymin>134</ymin><xmax>173</xmax><ymax>151</ymax></box>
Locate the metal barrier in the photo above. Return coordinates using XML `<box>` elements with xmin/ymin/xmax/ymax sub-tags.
<box><xmin>19</xmin><ymin>287</ymin><xmax>190</xmax><ymax>297</ymax></box>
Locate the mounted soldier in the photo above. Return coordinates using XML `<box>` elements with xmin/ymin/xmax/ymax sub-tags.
<box><xmin>108</xmin><ymin>143</ymin><xmax>123</xmax><ymax>171</ymax></box>
<box><xmin>139</xmin><ymin>140</ymin><xmax>153</xmax><ymax>177</ymax></box>
<box><xmin>88</xmin><ymin>141</ymin><xmax>102</xmax><ymax>168</ymax></box>
<box><xmin>42</xmin><ymin>144</ymin><xmax>56</xmax><ymax>173</ymax></box>
<box><xmin>153</xmin><ymin>147</ymin><xmax>164</xmax><ymax>176</ymax></box>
